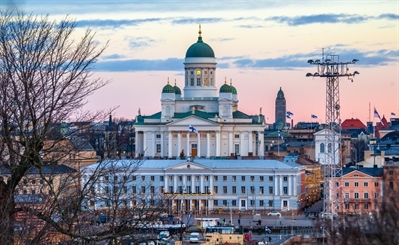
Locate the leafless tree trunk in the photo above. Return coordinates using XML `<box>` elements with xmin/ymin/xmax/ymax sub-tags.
<box><xmin>0</xmin><ymin>10</ymin><xmax>108</xmax><ymax>244</ymax></box>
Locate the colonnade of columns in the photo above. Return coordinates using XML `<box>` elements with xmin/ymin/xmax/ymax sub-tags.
<box><xmin>135</xmin><ymin>130</ymin><xmax>265</xmax><ymax>158</ymax></box>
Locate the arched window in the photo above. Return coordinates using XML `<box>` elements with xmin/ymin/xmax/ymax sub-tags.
<box><xmin>165</xmin><ymin>106</ymin><xmax>170</xmax><ymax>117</ymax></box>
<box><xmin>320</xmin><ymin>143</ymin><xmax>325</xmax><ymax>153</ymax></box>
<box><xmin>328</xmin><ymin>143</ymin><xmax>332</xmax><ymax>153</ymax></box>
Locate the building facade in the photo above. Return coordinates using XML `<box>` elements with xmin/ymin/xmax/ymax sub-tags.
<box><xmin>134</xmin><ymin>27</ymin><xmax>265</xmax><ymax>159</ymax></box>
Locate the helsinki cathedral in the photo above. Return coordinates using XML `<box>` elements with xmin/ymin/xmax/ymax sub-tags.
<box><xmin>134</xmin><ymin>26</ymin><xmax>266</xmax><ymax>159</ymax></box>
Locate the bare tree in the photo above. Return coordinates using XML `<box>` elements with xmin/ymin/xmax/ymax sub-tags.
<box><xmin>0</xmin><ymin>10</ymin><xmax>108</xmax><ymax>244</ymax></box>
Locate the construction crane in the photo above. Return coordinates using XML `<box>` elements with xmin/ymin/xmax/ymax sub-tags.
<box><xmin>306</xmin><ymin>51</ymin><xmax>359</xmax><ymax>232</ymax></box>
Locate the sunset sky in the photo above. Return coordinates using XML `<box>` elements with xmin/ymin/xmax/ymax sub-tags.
<box><xmin>2</xmin><ymin>0</ymin><xmax>398</xmax><ymax>125</ymax></box>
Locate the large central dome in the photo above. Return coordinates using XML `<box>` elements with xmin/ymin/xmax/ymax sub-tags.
<box><xmin>185</xmin><ymin>26</ymin><xmax>215</xmax><ymax>58</ymax></box>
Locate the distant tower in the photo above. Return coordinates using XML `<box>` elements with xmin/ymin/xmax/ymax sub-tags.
<box><xmin>275</xmin><ymin>87</ymin><xmax>286</xmax><ymax>128</ymax></box>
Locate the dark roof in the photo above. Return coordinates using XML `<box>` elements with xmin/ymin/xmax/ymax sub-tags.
<box><xmin>0</xmin><ymin>164</ymin><xmax>77</xmax><ymax>175</ymax></box>
<box><xmin>69</xmin><ymin>137</ymin><xmax>95</xmax><ymax>151</ymax></box>
<box><xmin>339</xmin><ymin>167</ymin><xmax>383</xmax><ymax>177</ymax></box>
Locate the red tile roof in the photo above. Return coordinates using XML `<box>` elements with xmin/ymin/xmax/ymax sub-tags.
<box><xmin>341</xmin><ymin>118</ymin><xmax>366</xmax><ymax>129</ymax></box>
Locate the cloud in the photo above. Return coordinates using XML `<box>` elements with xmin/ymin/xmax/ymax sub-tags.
<box><xmin>171</xmin><ymin>17</ymin><xmax>223</xmax><ymax>25</ymax></box>
<box><xmin>76</xmin><ymin>18</ymin><xmax>163</xmax><ymax>28</ymax></box>
<box><xmin>268</xmin><ymin>14</ymin><xmax>368</xmax><ymax>26</ymax></box>
<box><xmin>94</xmin><ymin>58</ymin><xmax>183</xmax><ymax>72</ymax></box>
<box><xmin>125</xmin><ymin>36</ymin><xmax>157</xmax><ymax>49</ymax></box>
<box><xmin>101</xmin><ymin>54</ymin><xmax>126</xmax><ymax>60</ymax></box>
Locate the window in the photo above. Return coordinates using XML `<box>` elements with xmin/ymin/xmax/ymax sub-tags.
<box><xmin>374</xmin><ymin>182</ymin><xmax>379</xmax><ymax>187</ymax></box>
<box><xmin>389</xmin><ymin>170</ymin><xmax>394</xmax><ymax>175</ymax></box>
<box><xmin>390</xmin><ymin>181</ymin><xmax>394</xmax><ymax>189</ymax></box>
<box><xmin>195</xmin><ymin>176</ymin><xmax>200</xmax><ymax>181</ymax></box>
<box><xmin>375</xmin><ymin>192</ymin><xmax>379</xmax><ymax>198</ymax></box>
<box><xmin>232</xmin><ymin>186</ymin><xmax>236</xmax><ymax>194</ymax></box>
<box><xmin>260</xmin><ymin>186</ymin><xmax>264</xmax><ymax>194</ymax></box>
<box><xmin>213</xmin><ymin>186</ymin><xmax>218</xmax><ymax>194</ymax></box>
<box><xmin>223</xmin><ymin>186</ymin><xmax>227</xmax><ymax>194</ymax></box>
<box><xmin>260</xmin><ymin>176</ymin><xmax>264</xmax><ymax>182</ymax></box>
<box><xmin>250</xmin><ymin>186</ymin><xmax>255</xmax><ymax>194</ymax></box>
<box><xmin>204</xmin><ymin>176</ymin><xmax>209</xmax><ymax>182</ymax></box>
<box><xmin>235</xmin><ymin>134</ymin><xmax>240</xmax><ymax>139</ymax></box>
<box><xmin>345</xmin><ymin>204</ymin><xmax>349</xmax><ymax>209</ymax></box>
<box><xmin>354</xmin><ymin>182</ymin><xmax>359</xmax><ymax>187</ymax></box>
<box><xmin>354</xmin><ymin>193</ymin><xmax>359</xmax><ymax>198</ymax></box>
<box><xmin>150</xmin><ymin>186</ymin><xmax>155</xmax><ymax>194</ymax></box>
<box><xmin>241</xmin><ymin>176</ymin><xmax>245</xmax><ymax>181</ymax></box>
<box><xmin>114</xmin><ymin>176</ymin><xmax>118</xmax><ymax>182</ymax></box>
<box><xmin>260</xmin><ymin>200</ymin><xmax>264</xmax><ymax>207</ymax></box>
<box><xmin>241</xmin><ymin>200</ymin><xmax>246</xmax><ymax>207</ymax></box>
<box><xmin>178</xmin><ymin>176</ymin><xmax>182</xmax><ymax>181</ymax></box>
<box><xmin>104</xmin><ymin>176</ymin><xmax>109</xmax><ymax>183</ymax></box>
<box><xmin>214</xmin><ymin>176</ymin><xmax>218</xmax><ymax>181</ymax></box>
<box><xmin>195</xmin><ymin>186</ymin><xmax>200</xmax><ymax>193</ymax></box>
<box><xmin>105</xmin><ymin>186</ymin><xmax>109</xmax><ymax>194</ymax></box>
<box><xmin>141</xmin><ymin>186</ymin><xmax>145</xmax><ymax>194</ymax></box>
<box><xmin>364</xmin><ymin>193</ymin><xmax>369</xmax><ymax>199</ymax></box>
<box><xmin>190</xmin><ymin>70</ymin><xmax>193</xmax><ymax>75</ymax></box>
<box><xmin>223</xmin><ymin>200</ymin><xmax>227</xmax><ymax>207</ymax></box>
<box><xmin>235</xmin><ymin>144</ymin><xmax>240</xmax><ymax>155</ymax></box>
<box><xmin>269</xmin><ymin>176</ymin><xmax>273</xmax><ymax>182</ymax></box>
<box><xmin>160</xmin><ymin>176</ymin><xmax>164</xmax><ymax>181</ymax></box>
<box><xmin>122</xmin><ymin>186</ymin><xmax>127</xmax><ymax>194</ymax></box>
<box><xmin>269</xmin><ymin>186</ymin><xmax>273</xmax><ymax>194</ymax></box>
<box><xmin>250</xmin><ymin>200</ymin><xmax>254</xmax><ymax>207</ymax></box>
<box><xmin>320</xmin><ymin>143</ymin><xmax>325</xmax><ymax>153</ymax></box>
<box><xmin>196</xmin><ymin>77</ymin><xmax>201</xmax><ymax>86</ymax></box>
<box><xmin>141</xmin><ymin>176</ymin><xmax>145</xmax><ymax>181</ymax></box>
<box><xmin>223</xmin><ymin>176</ymin><xmax>227</xmax><ymax>181</ymax></box>
<box><xmin>250</xmin><ymin>176</ymin><xmax>255</xmax><ymax>182</ymax></box>
<box><xmin>232</xmin><ymin>200</ymin><xmax>237</xmax><ymax>206</ymax></box>
<box><xmin>345</xmin><ymin>182</ymin><xmax>349</xmax><ymax>187</ymax></box>
<box><xmin>354</xmin><ymin>204</ymin><xmax>359</xmax><ymax>210</ymax></box>
<box><xmin>364</xmin><ymin>204</ymin><xmax>369</xmax><ymax>210</ymax></box>
<box><xmin>168</xmin><ymin>176</ymin><xmax>172</xmax><ymax>181</ymax></box>
<box><xmin>336</xmin><ymin>182</ymin><xmax>339</xmax><ymax>187</ymax></box>
<box><xmin>160</xmin><ymin>186</ymin><xmax>164</xmax><ymax>193</ymax></box>
<box><xmin>283</xmin><ymin>200</ymin><xmax>288</xmax><ymax>207</ymax></box>
<box><xmin>187</xmin><ymin>186</ymin><xmax>192</xmax><ymax>193</ymax></box>
<box><xmin>213</xmin><ymin>200</ymin><xmax>218</xmax><ymax>206</ymax></box>
<box><xmin>178</xmin><ymin>186</ymin><xmax>183</xmax><ymax>194</ymax></box>
<box><xmin>283</xmin><ymin>176</ymin><xmax>288</xmax><ymax>182</ymax></box>
<box><xmin>283</xmin><ymin>187</ymin><xmax>288</xmax><ymax>195</ymax></box>
<box><xmin>328</xmin><ymin>143</ymin><xmax>332</xmax><ymax>153</ymax></box>
<box><xmin>151</xmin><ymin>176</ymin><xmax>155</xmax><ymax>181</ymax></box>
<box><xmin>345</xmin><ymin>193</ymin><xmax>349</xmax><ymax>199</ymax></box>
<box><xmin>190</xmin><ymin>78</ymin><xmax>194</xmax><ymax>86</ymax></box>
<box><xmin>232</xmin><ymin>176</ymin><xmax>236</xmax><ymax>182</ymax></box>
<box><xmin>364</xmin><ymin>182</ymin><xmax>368</xmax><ymax>187</ymax></box>
<box><xmin>268</xmin><ymin>200</ymin><xmax>273</xmax><ymax>207</ymax></box>
<box><xmin>169</xmin><ymin>186</ymin><xmax>173</xmax><ymax>193</ymax></box>
<box><xmin>156</xmin><ymin>144</ymin><xmax>161</xmax><ymax>154</ymax></box>
<box><xmin>241</xmin><ymin>186</ymin><xmax>246</xmax><ymax>194</ymax></box>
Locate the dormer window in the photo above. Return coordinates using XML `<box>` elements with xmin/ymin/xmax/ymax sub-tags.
<box><xmin>187</xmin><ymin>164</ymin><xmax>190</xmax><ymax>168</ymax></box>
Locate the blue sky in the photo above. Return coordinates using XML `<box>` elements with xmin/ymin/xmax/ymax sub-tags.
<box><xmin>1</xmin><ymin>0</ymin><xmax>398</xmax><ymax>123</ymax></box>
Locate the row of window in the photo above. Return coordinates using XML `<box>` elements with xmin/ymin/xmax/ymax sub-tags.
<box><xmin>343</xmin><ymin>181</ymin><xmax>379</xmax><ymax>187</ymax></box>
<box><xmin>344</xmin><ymin>192</ymin><xmax>379</xmax><ymax>199</ymax></box>
<box><xmin>99</xmin><ymin>175</ymin><xmax>288</xmax><ymax>183</ymax></box>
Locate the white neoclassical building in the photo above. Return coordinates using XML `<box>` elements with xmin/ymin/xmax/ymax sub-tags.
<box><xmin>134</xmin><ymin>26</ymin><xmax>265</xmax><ymax>159</ymax></box>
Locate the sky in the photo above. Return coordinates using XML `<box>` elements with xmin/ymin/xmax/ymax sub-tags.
<box><xmin>1</xmin><ymin>0</ymin><xmax>398</xmax><ymax>125</ymax></box>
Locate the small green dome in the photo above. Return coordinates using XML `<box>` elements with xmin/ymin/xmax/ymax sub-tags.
<box><xmin>185</xmin><ymin>26</ymin><xmax>215</xmax><ymax>58</ymax></box>
<box><xmin>230</xmin><ymin>81</ymin><xmax>237</xmax><ymax>95</ymax></box>
<box><xmin>219</xmin><ymin>82</ymin><xmax>232</xmax><ymax>93</ymax></box>
<box><xmin>174</xmin><ymin>84</ymin><xmax>181</xmax><ymax>95</ymax></box>
<box><xmin>162</xmin><ymin>82</ymin><xmax>175</xmax><ymax>93</ymax></box>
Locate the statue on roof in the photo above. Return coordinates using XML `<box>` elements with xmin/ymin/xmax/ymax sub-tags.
<box><xmin>138</xmin><ymin>108</ymin><xmax>141</xmax><ymax>116</ymax></box>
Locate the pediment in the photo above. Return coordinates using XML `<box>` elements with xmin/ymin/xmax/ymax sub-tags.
<box><xmin>165</xmin><ymin>161</ymin><xmax>210</xmax><ymax>170</ymax></box>
<box><xmin>168</xmin><ymin>116</ymin><xmax>218</xmax><ymax>127</ymax></box>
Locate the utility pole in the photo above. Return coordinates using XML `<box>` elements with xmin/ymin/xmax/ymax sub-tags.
<box><xmin>306</xmin><ymin>53</ymin><xmax>359</xmax><ymax>231</ymax></box>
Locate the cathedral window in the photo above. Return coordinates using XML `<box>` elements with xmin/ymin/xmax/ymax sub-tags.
<box><xmin>190</xmin><ymin>71</ymin><xmax>194</xmax><ymax>75</ymax></box>
<box><xmin>196</xmin><ymin>77</ymin><xmax>201</xmax><ymax>86</ymax></box>
<box><xmin>235</xmin><ymin>144</ymin><xmax>240</xmax><ymax>155</ymax></box>
<box><xmin>156</xmin><ymin>144</ymin><xmax>161</xmax><ymax>154</ymax></box>
<box><xmin>190</xmin><ymin>78</ymin><xmax>194</xmax><ymax>86</ymax></box>
<box><xmin>320</xmin><ymin>143</ymin><xmax>325</xmax><ymax>153</ymax></box>
<box><xmin>235</xmin><ymin>134</ymin><xmax>240</xmax><ymax>139</ymax></box>
<box><xmin>328</xmin><ymin>143</ymin><xmax>332</xmax><ymax>153</ymax></box>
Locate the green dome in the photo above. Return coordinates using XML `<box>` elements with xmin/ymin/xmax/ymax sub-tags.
<box><xmin>185</xmin><ymin>27</ymin><xmax>215</xmax><ymax>58</ymax></box>
<box><xmin>219</xmin><ymin>82</ymin><xmax>232</xmax><ymax>93</ymax></box>
<box><xmin>230</xmin><ymin>83</ymin><xmax>237</xmax><ymax>95</ymax></box>
<box><xmin>162</xmin><ymin>83</ymin><xmax>175</xmax><ymax>93</ymax></box>
<box><xmin>174</xmin><ymin>85</ymin><xmax>181</xmax><ymax>94</ymax></box>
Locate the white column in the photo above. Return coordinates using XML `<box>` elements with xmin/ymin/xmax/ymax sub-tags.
<box><xmin>187</xmin><ymin>132</ymin><xmax>190</xmax><ymax>157</ymax></box>
<box><xmin>168</xmin><ymin>131</ymin><xmax>172</xmax><ymax>158</ymax></box>
<box><xmin>293</xmin><ymin>175</ymin><xmax>297</xmax><ymax>196</ymax></box>
<box><xmin>280</xmin><ymin>175</ymin><xmax>283</xmax><ymax>195</ymax></box>
<box><xmin>177</xmin><ymin>131</ymin><xmax>182</xmax><ymax>158</ymax></box>
<box><xmin>164</xmin><ymin>175</ymin><xmax>168</xmax><ymax>193</ymax></box>
<box><xmin>240</xmin><ymin>131</ymin><xmax>244</xmax><ymax>156</ymax></box>
<box><xmin>216</xmin><ymin>131</ymin><xmax>220</xmax><ymax>156</ymax></box>
<box><xmin>173</xmin><ymin>175</ymin><xmax>177</xmax><ymax>193</ymax></box>
<box><xmin>135</xmin><ymin>131</ymin><xmax>140</xmax><ymax>158</ymax></box>
<box><xmin>160</xmin><ymin>131</ymin><xmax>164</xmax><ymax>157</ymax></box>
<box><xmin>288</xmin><ymin>175</ymin><xmax>292</xmax><ymax>196</ymax></box>
<box><xmin>197</xmin><ymin>132</ymin><xmax>201</xmax><ymax>158</ymax></box>
<box><xmin>143</xmin><ymin>131</ymin><xmax>147</xmax><ymax>157</ymax></box>
<box><xmin>274</xmin><ymin>175</ymin><xmax>278</xmax><ymax>195</ymax></box>
<box><xmin>248</xmin><ymin>131</ymin><xmax>253</xmax><ymax>154</ymax></box>
<box><xmin>152</xmin><ymin>131</ymin><xmax>156</xmax><ymax>157</ymax></box>
<box><xmin>200</xmin><ymin>175</ymin><xmax>204</xmax><ymax>193</ymax></box>
<box><xmin>206</xmin><ymin>131</ymin><xmax>211</xmax><ymax>158</ymax></box>
<box><xmin>192</xmin><ymin>175</ymin><xmax>195</xmax><ymax>193</ymax></box>
<box><xmin>259</xmin><ymin>131</ymin><xmax>264</xmax><ymax>157</ymax></box>
<box><xmin>210</xmin><ymin>175</ymin><xmax>213</xmax><ymax>192</ymax></box>
<box><xmin>228</xmin><ymin>131</ymin><xmax>233</xmax><ymax>156</ymax></box>
<box><xmin>183</xmin><ymin>174</ymin><xmax>187</xmax><ymax>189</ymax></box>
